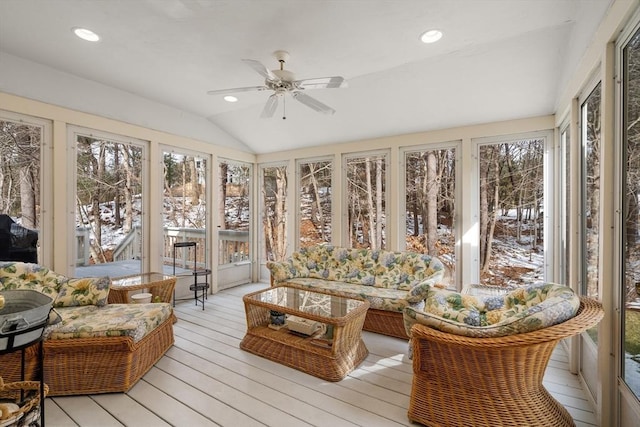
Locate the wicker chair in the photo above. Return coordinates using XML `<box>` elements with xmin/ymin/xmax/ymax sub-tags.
<box><xmin>407</xmin><ymin>297</ymin><xmax>604</xmax><ymax>427</ymax></box>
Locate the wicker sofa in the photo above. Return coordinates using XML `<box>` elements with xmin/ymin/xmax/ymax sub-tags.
<box><xmin>0</xmin><ymin>262</ymin><xmax>174</xmax><ymax>396</ymax></box>
<box><xmin>266</xmin><ymin>245</ymin><xmax>448</xmax><ymax>339</ymax></box>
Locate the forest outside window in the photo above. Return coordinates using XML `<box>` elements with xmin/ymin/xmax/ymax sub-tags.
<box><xmin>344</xmin><ymin>152</ymin><xmax>387</xmax><ymax>250</ymax></box>
<box><xmin>404</xmin><ymin>147</ymin><xmax>456</xmax><ymax>278</ymax></box>
<box><xmin>298</xmin><ymin>159</ymin><xmax>332</xmax><ymax>248</ymax></box>
<box><xmin>477</xmin><ymin>138</ymin><xmax>545</xmax><ymax>287</ymax></box>
<box><xmin>163</xmin><ymin>150</ymin><xmax>208</xmax><ymax>271</ymax></box>
<box><xmin>218</xmin><ymin>160</ymin><xmax>250</xmax><ymax>265</ymax></box>
<box><xmin>0</xmin><ymin>118</ymin><xmax>42</xmax><ymax>263</ymax></box>
<box><xmin>75</xmin><ymin>133</ymin><xmax>145</xmax><ymax>276</ymax></box>
<box><xmin>622</xmin><ymin>23</ymin><xmax>640</xmax><ymax>400</ymax></box>
<box><xmin>262</xmin><ymin>164</ymin><xmax>288</xmax><ymax>262</ymax></box>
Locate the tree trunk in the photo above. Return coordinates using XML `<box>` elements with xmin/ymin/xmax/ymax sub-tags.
<box><xmin>122</xmin><ymin>146</ymin><xmax>133</xmax><ymax>233</ymax></box>
<box><xmin>164</xmin><ymin>160</ymin><xmax>178</xmax><ymax>226</ymax></box>
<box><xmin>274</xmin><ymin>166</ymin><xmax>287</xmax><ymax>261</ymax></box>
<box><xmin>308</xmin><ymin>163</ymin><xmax>326</xmax><ymax>242</ymax></box>
<box><xmin>114</xmin><ymin>148</ymin><xmax>121</xmax><ymax>227</ymax></box>
<box><xmin>426</xmin><ymin>151</ymin><xmax>438</xmax><ymax>255</ymax></box>
<box><xmin>189</xmin><ymin>157</ymin><xmax>200</xmax><ymax>204</ymax></box>
<box><xmin>219</xmin><ymin>162</ymin><xmax>228</xmax><ymax>230</ymax></box>
<box><xmin>365</xmin><ymin>159</ymin><xmax>376</xmax><ymax>249</ymax></box>
<box><xmin>482</xmin><ymin>155</ymin><xmax>501</xmax><ymax>273</ymax></box>
<box><xmin>375</xmin><ymin>158</ymin><xmax>383</xmax><ymax>249</ymax></box>
<box><xmin>19</xmin><ymin>167</ymin><xmax>36</xmax><ymax>229</ymax></box>
<box><xmin>479</xmin><ymin>167</ymin><xmax>488</xmax><ymax>270</ymax></box>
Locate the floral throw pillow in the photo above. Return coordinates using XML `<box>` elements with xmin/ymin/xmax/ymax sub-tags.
<box><xmin>54</xmin><ymin>276</ymin><xmax>111</xmax><ymax>307</ymax></box>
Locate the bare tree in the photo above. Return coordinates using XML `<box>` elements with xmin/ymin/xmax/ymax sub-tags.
<box><xmin>263</xmin><ymin>166</ymin><xmax>287</xmax><ymax>261</ymax></box>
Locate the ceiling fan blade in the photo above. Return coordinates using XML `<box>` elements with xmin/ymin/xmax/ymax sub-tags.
<box><xmin>291</xmin><ymin>91</ymin><xmax>336</xmax><ymax>115</ymax></box>
<box><xmin>207</xmin><ymin>86</ymin><xmax>268</xmax><ymax>96</ymax></box>
<box><xmin>242</xmin><ymin>59</ymin><xmax>279</xmax><ymax>82</ymax></box>
<box><xmin>295</xmin><ymin>76</ymin><xmax>346</xmax><ymax>90</ymax></box>
<box><xmin>261</xmin><ymin>94</ymin><xmax>279</xmax><ymax>118</ymax></box>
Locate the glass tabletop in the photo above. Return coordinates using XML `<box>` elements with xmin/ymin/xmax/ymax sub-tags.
<box><xmin>246</xmin><ymin>286</ymin><xmax>365</xmax><ymax>318</ymax></box>
<box><xmin>110</xmin><ymin>272</ymin><xmax>174</xmax><ymax>288</ymax></box>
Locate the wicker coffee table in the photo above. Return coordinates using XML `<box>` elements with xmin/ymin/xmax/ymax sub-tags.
<box><xmin>240</xmin><ymin>286</ymin><xmax>369</xmax><ymax>381</ymax></box>
<box><xmin>108</xmin><ymin>272</ymin><xmax>176</xmax><ymax>304</ymax></box>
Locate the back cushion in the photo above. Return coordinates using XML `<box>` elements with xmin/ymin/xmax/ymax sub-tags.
<box><xmin>54</xmin><ymin>276</ymin><xmax>111</xmax><ymax>307</ymax></box>
<box><xmin>0</xmin><ymin>262</ymin><xmax>63</xmax><ymax>300</ymax></box>
<box><xmin>336</xmin><ymin>248</ymin><xmax>376</xmax><ymax>286</ymax></box>
<box><xmin>301</xmin><ymin>245</ymin><xmax>333</xmax><ymax>279</ymax></box>
<box><xmin>375</xmin><ymin>251</ymin><xmax>436</xmax><ymax>290</ymax></box>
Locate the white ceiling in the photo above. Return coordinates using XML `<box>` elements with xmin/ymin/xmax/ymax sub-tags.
<box><xmin>0</xmin><ymin>0</ymin><xmax>611</xmax><ymax>154</ymax></box>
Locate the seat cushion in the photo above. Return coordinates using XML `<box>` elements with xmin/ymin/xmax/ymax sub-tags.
<box><xmin>278</xmin><ymin>278</ymin><xmax>411</xmax><ymax>312</ymax></box>
<box><xmin>404</xmin><ymin>283</ymin><xmax>580</xmax><ymax>338</ymax></box>
<box><xmin>45</xmin><ymin>303</ymin><xmax>173</xmax><ymax>343</ymax></box>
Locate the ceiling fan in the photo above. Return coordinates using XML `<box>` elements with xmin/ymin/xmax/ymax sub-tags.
<box><xmin>207</xmin><ymin>50</ymin><xmax>347</xmax><ymax>118</ymax></box>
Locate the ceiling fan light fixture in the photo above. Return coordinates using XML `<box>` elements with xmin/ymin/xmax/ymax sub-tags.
<box><xmin>223</xmin><ymin>95</ymin><xmax>238</xmax><ymax>102</ymax></box>
<box><xmin>73</xmin><ymin>27</ymin><xmax>100</xmax><ymax>42</ymax></box>
<box><xmin>420</xmin><ymin>29</ymin><xmax>443</xmax><ymax>44</ymax></box>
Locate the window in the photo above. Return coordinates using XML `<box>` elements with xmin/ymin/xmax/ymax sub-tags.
<box><xmin>297</xmin><ymin>159</ymin><xmax>332</xmax><ymax>248</ymax></box>
<box><xmin>622</xmin><ymin>25</ymin><xmax>640</xmax><ymax>400</ymax></box>
<box><xmin>404</xmin><ymin>147</ymin><xmax>456</xmax><ymax>274</ymax></box>
<box><xmin>0</xmin><ymin>118</ymin><xmax>44</xmax><ymax>263</ymax></box>
<box><xmin>578</xmin><ymin>80</ymin><xmax>601</xmax><ymax>401</ymax></box>
<box><xmin>75</xmin><ymin>132</ymin><xmax>145</xmax><ymax>276</ymax></box>
<box><xmin>344</xmin><ymin>152</ymin><xmax>388</xmax><ymax>249</ymax></box>
<box><xmin>581</xmin><ymin>83</ymin><xmax>602</xmax><ymax>303</ymax></box>
<box><xmin>478</xmin><ymin>138</ymin><xmax>545</xmax><ymax>286</ymax></box>
<box><xmin>218</xmin><ymin>160</ymin><xmax>250</xmax><ymax>265</ymax></box>
<box><xmin>163</xmin><ymin>150</ymin><xmax>208</xmax><ymax>271</ymax></box>
<box><xmin>559</xmin><ymin>125</ymin><xmax>571</xmax><ymax>286</ymax></box>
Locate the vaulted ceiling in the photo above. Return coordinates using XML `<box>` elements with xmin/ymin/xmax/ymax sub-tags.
<box><xmin>0</xmin><ymin>0</ymin><xmax>612</xmax><ymax>154</ymax></box>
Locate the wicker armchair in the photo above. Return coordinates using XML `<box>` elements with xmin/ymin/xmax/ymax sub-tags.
<box><xmin>407</xmin><ymin>297</ymin><xmax>604</xmax><ymax>427</ymax></box>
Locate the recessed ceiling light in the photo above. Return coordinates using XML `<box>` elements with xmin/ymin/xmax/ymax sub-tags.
<box><xmin>73</xmin><ymin>27</ymin><xmax>100</xmax><ymax>42</ymax></box>
<box><xmin>224</xmin><ymin>95</ymin><xmax>238</xmax><ymax>103</ymax></box>
<box><xmin>420</xmin><ymin>29</ymin><xmax>443</xmax><ymax>44</ymax></box>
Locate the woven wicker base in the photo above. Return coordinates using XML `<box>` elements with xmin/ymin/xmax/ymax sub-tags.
<box><xmin>242</xmin><ymin>286</ymin><xmax>370</xmax><ymax>381</ymax></box>
<box><xmin>363</xmin><ymin>309</ymin><xmax>408</xmax><ymax>339</ymax></box>
<box><xmin>0</xmin><ymin>315</ymin><xmax>175</xmax><ymax>396</ymax></box>
<box><xmin>407</xmin><ymin>297</ymin><xmax>604</xmax><ymax>427</ymax></box>
<box><xmin>408</xmin><ymin>340</ymin><xmax>573</xmax><ymax>427</ymax></box>
<box><xmin>271</xmin><ymin>278</ymin><xmax>409</xmax><ymax>340</ymax></box>
<box><xmin>240</xmin><ymin>328</ymin><xmax>368</xmax><ymax>381</ymax></box>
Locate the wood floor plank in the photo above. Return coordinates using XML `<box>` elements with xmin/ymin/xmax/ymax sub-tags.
<box><xmin>90</xmin><ymin>393</ymin><xmax>171</xmax><ymax>426</ymax></box>
<box><xmin>125</xmin><ymin>378</ymin><xmax>220</xmax><ymax>426</ymax></box>
<box><xmin>45</xmin><ymin>399</ymin><xmax>79</xmax><ymax>426</ymax></box>
<box><xmin>48</xmin><ymin>396</ymin><xmax>124</xmax><ymax>426</ymax></box>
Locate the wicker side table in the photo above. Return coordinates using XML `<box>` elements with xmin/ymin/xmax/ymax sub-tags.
<box><xmin>108</xmin><ymin>272</ymin><xmax>177</xmax><ymax>304</ymax></box>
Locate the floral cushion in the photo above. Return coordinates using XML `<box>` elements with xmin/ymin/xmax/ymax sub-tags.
<box><xmin>403</xmin><ymin>283</ymin><xmax>580</xmax><ymax>338</ymax></box>
<box><xmin>54</xmin><ymin>276</ymin><xmax>111</xmax><ymax>307</ymax></box>
<box><xmin>279</xmin><ymin>278</ymin><xmax>422</xmax><ymax>312</ymax></box>
<box><xmin>374</xmin><ymin>251</ymin><xmax>441</xmax><ymax>290</ymax></box>
<box><xmin>0</xmin><ymin>262</ymin><xmax>64</xmax><ymax>300</ymax></box>
<box><xmin>0</xmin><ymin>262</ymin><xmax>111</xmax><ymax>307</ymax></box>
<box><xmin>44</xmin><ymin>303</ymin><xmax>173</xmax><ymax>343</ymax></box>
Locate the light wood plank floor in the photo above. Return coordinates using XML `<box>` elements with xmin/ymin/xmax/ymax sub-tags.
<box><xmin>45</xmin><ymin>283</ymin><xmax>599</xmax><ymax>426</ymax></box>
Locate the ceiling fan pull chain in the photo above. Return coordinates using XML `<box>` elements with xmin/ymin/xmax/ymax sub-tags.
<box><xmin>283</xmin><ymin>95</ymin><xmax>286</xmax><ymax>120</ymax></box>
